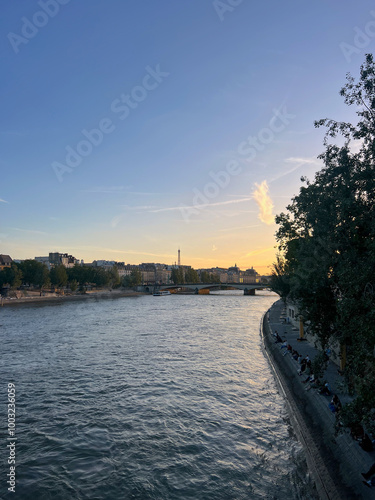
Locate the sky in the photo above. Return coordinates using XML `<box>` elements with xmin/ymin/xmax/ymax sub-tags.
<box><xmin>0</xmin><ymin>0</ymin><xmax>374</xmax><ymax>274</ymax></box>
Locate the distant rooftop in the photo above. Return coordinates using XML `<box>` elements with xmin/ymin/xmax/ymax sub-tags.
<box><xmin>0</xmin><ymin>254</ymin><xmax>12</xmax><ymax>265</ymax></box>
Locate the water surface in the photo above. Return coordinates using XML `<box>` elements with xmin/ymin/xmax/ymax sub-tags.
<box><xmin>0</xmin><ymin>291</ymin><xmax>317</xmax><ymax>499</ymax></box>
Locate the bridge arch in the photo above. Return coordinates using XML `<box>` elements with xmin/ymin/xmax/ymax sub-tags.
<box><xmin>151</xmin><ymin>283</ymin><xmax>269</xmax><ymax>295</ymax></box>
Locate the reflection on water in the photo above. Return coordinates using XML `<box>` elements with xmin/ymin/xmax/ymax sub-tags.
<box><xmin>0</xmin><ymin>291</ymin><xmax>318</xmax><ymax>499</ymax></box>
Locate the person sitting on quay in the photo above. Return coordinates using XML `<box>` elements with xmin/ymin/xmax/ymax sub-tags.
<box><xmin>360</xmin><ymin>433</ymin><xmax>374</xmax><ymax>452</ymax></box>
<box><xmin>362</xmin><ymin>462</ymin><xmax>375</xmax><ymax>482</ymax></box>
<box><xmin>274</xmin><ymin>331</ymin><xmax>283</xmax><ymax>343</ymax></box>
<box><xmin>362</xmin><ymin>461</ymin><xmax>375</xmax><ymax>488</ymax></box>
<box><xmin>302</xmin><ymin>364</ymin><xmax>313</xmax><ymax>383</ymax></box>
<box><xmin>304</xmin><ymin>373</ymin><xmax>318</xmax><ymax>391</ymax></box>
<box><xmin>362</xmin><ymin>477</ymin><xmax>375</xmax><ymax>488</ymax></box>
<box><xmin>280</xmin><ymin>340</ymin><xmax>288</xmax><ymax>350</ymax></box>
<box><xmin>292</xmin><ymin>350</ymin><xmax>299</xmax><ymax>361</ymax></box>
<box><xmin>282</xmin><ymin>343</ymin><xmax>292</xmax><ymax>356</ymax></box>
<box><xmin>348</xmin><ymin>423</ymin><xmax>373</xmax><ymax>451</ymax></box>
<box><xmin>329</xmin><ymin>394</ymin><xmax>342</xmax><ymax>414</ymax></box>
<box><xmin>319</xmin><ymin>382</ymin><xmax>331</xmax><ymax>396</ymax></box>
<box><xmin>350</xmin><ymin>422</ymin><xmax>365</xmax><ymax>441</ymax></box>
<box><xmin>298</xmin><ymin>358</ymin><xmax>307</xmax><ymax>376</ymax></box>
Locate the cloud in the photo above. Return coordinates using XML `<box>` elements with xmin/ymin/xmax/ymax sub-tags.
<box><xmin>270</xmin><ymin>164</ymin><xmax>302</xmax><ymax>182</ymax></box>
<box><xmin>125</xmin><ymin>191</ymin><xmax>163</xmax><ymax>196</ymax></box>
<box><xmin>111</xmin><ymin>214</ymin><xmax>125</xmax><ymax>228</ymax></box>
<box><xmin>0</xmin><ymin>198</ymin><xmax>8</xmax><ymax>203</ymax></box>
<box><xmin>81</xmin><ymin>186</ymin><xmax>127</xmax><ymax>194</ymax></box>
<box><xmin>110</xmin><ymin>207</ymin><xmax>159</xmax><ymax>227</ymax></box>
<box><xmin>252</xmin><ymin>180</ymin><xmax>275</xmax><ymax>225</ymax></box>
<box><xmin>81</xmin><ymin>186</ymin><xmax>161</xmax><ymax>195</ymax></box>
<box><xmin>11</xmin><ymin>227</ymin><xmax>47</xmax><ymax>235</ymax></box>
<box><xmin>120</xmin><ymin>205</ymin><xmax>159</xmax><ymax>211</ymax></box>
<box><xmin>243</xmin><ymin>246</ymin><xmax>275</xmax><ymax>257</ymax></box>
<box><xmin>111</xmin><ymin>197</ymin><xmax>256</xmax><ymax>226</ymax></box>
<box><xmin>147</xmin><ymin>197</ymin><xmax>254</xmax><ymax>214</ymax></box>
<box><xmin>212</xmin><ymin>245</ymin><xmax>217</xmax><ymax>252</ymax></box>
<box><xmin>218</xmin><ymin>224</ymin><xmax>261</xmax><ymax>232</ymax></box>
<box><xmin>112</xmin><ymin>198</ymin><xmax>255</xmax><ymax>226</ymax></box>
<box><xmin>284</xmin><ymin>157</ymin><xmax>318</xmax><ymax>164</ymax></box>
<box><xmin>68</xmin><ymin>245</ymin><xmax>175</xmax><ymax>260</ymax></box>
<box><xmin>270</xmin><ymin>157</ymin><xmax>321</xmax><ymax>183</ymax></box>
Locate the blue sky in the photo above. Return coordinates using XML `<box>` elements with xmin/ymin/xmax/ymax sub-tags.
<box><xmin>1</xmin><ymin>0</ymin><xmax>373</xmax><ymax>272</ymax></box>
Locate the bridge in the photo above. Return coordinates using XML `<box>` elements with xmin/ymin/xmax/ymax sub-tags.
<box><xmin>139</xmin><ymin>283</ymin><xmax>270</xmax><ymax>295</ymax></box>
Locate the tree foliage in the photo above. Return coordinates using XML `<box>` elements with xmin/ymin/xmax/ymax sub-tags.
<box><xmin>170</xmin><ymin>267</ymin><xmax>184</xmax><ymax>285</ymax></box>
<box><xmin>184</xmin><ymin>268</ymin><xmax>200</xmax><ymax>283</ymax></box>
<box><xmin>0</xmin><ymin>265</ymin><xmax>23</xmax><ymax>289</ymax></box>
<box><xmin>50</xmin><ymin>264</ymin><xmax>68</xmax><ymax>288</ymax></box>
<box><xmin>0</xmin><ymin>261</ymin><xmax>126</xmax><ymax>292</ymax></box>
<box><xmin>18</xmin><ymin>260</ymin><xmax>49</xmax><ymax>287</ymax></box>
<box><xmin>272</xmin><ymin>54</ymin><xmax>375</xmax><ymax>432</ymax></box>
<box><xmin>123</xmin><ymin>269</ymin><xmax>142</xmax><ymax>287</ymax></box>
<box><xmin>199</xmin><ymin>270</ymin><xmax>220</xmax><ymax>283</ymax></box>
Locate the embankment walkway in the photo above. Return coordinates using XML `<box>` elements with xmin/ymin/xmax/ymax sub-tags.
<box><xmin>262</xmin><ymin>299</ymin><xmax>375</xmax><ymax>499</ymax></box>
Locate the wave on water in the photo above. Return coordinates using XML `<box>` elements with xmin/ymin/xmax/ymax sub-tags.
<box><xmin>0</xmin><ymin>292</ymin><xmax>318</xmax><ymax>499</ymax></box>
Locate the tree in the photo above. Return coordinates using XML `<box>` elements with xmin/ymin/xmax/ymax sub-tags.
<box><xmin>177</xmin><ymin>268</ymin><xmax>184</xmax><ymax>283</ymax></box>
<box><xmin>170</xmin><ymin>268</ymin><xmax>178</xmax><ymax>284</ymax></box>
<box><xmin>199</xmin><ymin>270</ymin><xmax>219</xmax><ymax>283</ymax></box>
<box><xmin>0</xmin><ymin>267</ymin><xmax>13</xmax><ymax>288</ymax></box>
<box><xmin>69</xmin><ymin>279</ymin><xmax>78</xmax><ymax>292</ymax></box>
<box><xmin>18</xmin><ymin>260</ymin><xmax>48</xmax><ymax>287</ymax></box>
<box><xmin>273</xmin><ymin>54</ymin><xmax>375</xmax><ymax>433</ymax></box>
<box><xmin>0</xmin><ymin>265</ymin><xmax>23</xmax><ymax>289</ymax></box>
<box><xmin>108</xmin><ymin>266</ymin><xmax>121</xmax><ymax>288</ymax></box>
<box><xmin>123</xmin><ymin>268</ymin><xmax>142</xmax><ymax>287</ymax></box>
<box><xmin>184</xmin><ymin>268</ymin><xmax>200</xmax><ymax>283</ymax></box>
<box><xmin>39</xmin><ymin>265</ymin><xmax>51</xmax><ymax>290</ymax></box>
<box><xmin>200</xmin><ymin>270</ymin><xmax>211</xmax><ymax>283</ymax></box>
<box><xmin>11</xmin><ymin>265</ymin><xmax>23</xmax><ymax>289</ymax></box>
<box><xmin>50</xmin><ymin>264</ymin><xmax>68</xmax><ymax>288</ymax></box>
<box><xmin>211</xmin><ymin>273</ymin><xmax>221</xmax><ymax>283</ymax></box>
<box><xmin>91</xmin><ymin>267</ymin><xmax>109</xmax><ymax>287</ymax></box>
<box><xmin>269</xmin><ymin>254</ymin><xmax>290</xmax><ymax>300</ymax></box>
<box><xmin>170</xmin><ymin>267</ymin><xmax>184</xmax><ymax>284</ymax></box>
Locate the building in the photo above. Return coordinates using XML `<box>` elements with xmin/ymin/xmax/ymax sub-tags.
<box><xmin>115</xmin><ymin>263</ymin><xmax>137</xmax><ymax>278</ymax></box>
<box><xmin>49</xmin><ymin>252</ymin><xmax>78</xmax><ymax>268</ymax></box>
<box><xmin>92</xmin><ymin>260</ymin><xmax>117</xmax><ymax>270</ymax></box>
<box><xmin>242</xmin><ymin>267</ymin><xmax>259</xmax><ymax>284</ymax></box>
<box><xmin>155</xmin><ymin>264</ymin><xmax>172</xmax><ymax>284</ymax></box>
<box><xmin>0</xmin><ymin>254</ymin><xmax>12</xmax><ymax>270</ymax></box>
<box><xmin>227</xmin><ymin>264</ymin><xmax>240</xmax><ymax>283</ymax></box>
<box><xmin>35</xmin><ymin>256</ymin><xmax>51</xmax><ymax>270</ymax></box>
<box><xmin>139</xmin><ymin>263</ymin><xmax>156</xmax><ymax>285</ymax></box>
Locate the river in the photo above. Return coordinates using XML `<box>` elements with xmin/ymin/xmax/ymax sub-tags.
<box><xmin>0</xmin><ymin>290</ymin><xmax>318</xmax><ymax>499</ymax></box>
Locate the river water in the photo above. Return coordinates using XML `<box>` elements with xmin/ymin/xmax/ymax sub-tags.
<box><xmin>0</xmin><ymin>291</ymin><xmax>317</xmax><ymax>499</ymax></box>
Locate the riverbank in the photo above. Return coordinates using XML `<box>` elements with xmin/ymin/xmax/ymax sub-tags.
<box><xmin>261</xmin><ymin>299</ymin><xmax>375</xmax><ymax>499</ymax></box>
<box><xmin>0</xmin><ymin>288</ymin><xmax>144</xmax><ymax>307</ymax></box>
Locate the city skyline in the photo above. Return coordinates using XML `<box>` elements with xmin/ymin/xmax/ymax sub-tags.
<box><xmin>7</xmin><ymin>248</ymin><xmax>264</xmax><ymax>274</ymax></box>
<box><xmin>1</xmin><ymin>1</ymin><xmax>373</xmax><ymax>274</ymax></box>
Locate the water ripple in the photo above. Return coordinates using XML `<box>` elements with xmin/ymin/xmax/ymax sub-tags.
<box><xmin>0</xmin><ymin>292</ymin><xmax>318</xmax><ymax>499</ymax></box>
